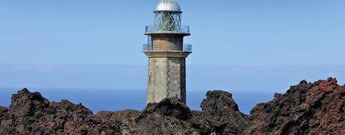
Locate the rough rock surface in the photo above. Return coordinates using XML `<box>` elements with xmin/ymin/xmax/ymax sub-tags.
<box><xmin>1</xmin><ymin>78</ymin><xmax>345</xmax><ymax>135</ymax></box>
<box><xmin>243</xmin><ymin>77</ymin><xmax>345</xmax><ymax>135</ymax></box>
<box><xmin>1</xmin><ymin>89</ymin><xmax>122</xmax><ymax>135</ymax></box>
<box><xmin>190</xmin><ymin>90</ymin><xmax>248</xmax><ymax>135</ymax></box>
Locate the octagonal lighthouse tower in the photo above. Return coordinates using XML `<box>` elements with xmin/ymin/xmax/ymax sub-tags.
<box><xmin>143</xmin><ymin>0</ymin><xmax>192</xmax><ymax>104</ymax></box>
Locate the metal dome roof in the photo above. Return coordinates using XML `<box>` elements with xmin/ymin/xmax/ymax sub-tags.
<box><xmin>155</xmin><ymin>0</ymin><xmax>182</xmax><ymax>12</ymax></box>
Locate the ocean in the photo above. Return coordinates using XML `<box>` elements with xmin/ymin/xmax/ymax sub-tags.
<box><xmin>0</xmin><ymin>88</ymin><xmax>275</xmax><ymax>114</ymax></box>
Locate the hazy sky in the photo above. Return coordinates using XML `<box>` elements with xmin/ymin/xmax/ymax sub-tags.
<box><xmin>1</xmin><ymin>0</ymin><xmax>344</xmax><ymax>65</ymax></box>
<box><xmin>0</xmin><ymin>0</ymin><xmax>344</xmax><ymax>90</ymax></box>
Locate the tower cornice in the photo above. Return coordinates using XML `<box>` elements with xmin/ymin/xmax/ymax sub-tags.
<box><xmin>144</xmin><ymin>51</ymin><xmax>191</xmax><ymax>58</ymax></box>
<box><xmin>144</xmin><ymin>32</ymin><xmax>190</xmax><ymax>36</ymax></box>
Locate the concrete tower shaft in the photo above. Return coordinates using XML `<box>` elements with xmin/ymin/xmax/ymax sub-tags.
<box><xmin>143</xmin><ymin>0</ymin><xmax>191</xmax><ymax>104</ymax></box>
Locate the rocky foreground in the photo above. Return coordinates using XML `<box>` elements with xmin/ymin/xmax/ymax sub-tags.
<box><xmin>1</xmin><ymin>78</ymin><xmax>345</xmax><ymax>135</ymax></box>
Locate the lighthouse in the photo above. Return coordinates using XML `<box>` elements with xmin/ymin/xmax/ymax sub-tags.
<box><xmin>143</xmin><ymin>0</ymin><xmax>192</xmax><ymax>104</ymax></box>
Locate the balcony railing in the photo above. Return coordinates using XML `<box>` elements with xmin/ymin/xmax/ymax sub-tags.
<box><xmin>143</xmin><ymin>44</ymin><xmax>152</xmax><ymax>52</ymax></box>
<box><xmin>143</xmin><ymin>44</ymin><xmax>192</xmax><ymax>53</ymax></box>
<box><xmin>183</xmin><ymin>44</ymin><xmax>192</xmax><ymax>53</ymax></box>
<box><xmin>145</xmin><ymin>25</ymin><xmax>190</xmax><ymax>34</ymax></box>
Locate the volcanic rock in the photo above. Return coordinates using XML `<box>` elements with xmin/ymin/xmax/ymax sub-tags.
<box><xmin>190</xmin><ymin>90</ymin><xmax>248</xmax><ymax>134</ymax></box>
<box><xmin>144</xmin><ymin>97</ymin><xmax>192</xmax><ymax>120</ymax></box>
<box><xmin>0</xmin><ymin>88</ymin><xmax>122</xmax><ymax>135</ymax></box>
<box><xmin>1</xmin><ymin>78</ymin><xmax>345</xmax><ymax>134</ymax></box>
<box><xmin>243</xmin><ymin>77</ymin><xmax>345</xmax><ymax>135</ymax></box>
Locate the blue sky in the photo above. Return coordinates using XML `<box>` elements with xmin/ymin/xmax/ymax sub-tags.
<box><xmin>0</xmin><ymin>0</ymin><xmax>344</xmax><ymax>91</ymax></box>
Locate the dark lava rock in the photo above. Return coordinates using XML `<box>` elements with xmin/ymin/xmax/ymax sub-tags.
<box><xmin>144</xmin><ymin>97</ymin><xmax>192</xmax><ymax>120</ymax></box>
<box><xmin>201</xmin><ymin>90</ymin><xmax>240</xmax><ymax>114</ymax></box>
<box><xmin>132</xmin><ymin>98</ymin><xmax>198</xmax><ymax>135</ymax></box>
<box><xmin>243</xmin><ymin>77</ymin><xmax>345</xmax><ymax>135</ymax></box>
<box><xmin>0</xmin><ymin>106</ymin><xmax>9</xmax><ymax>122</ymax></box>
<box><xmin>96</xmin><ymin>110</ymin><xmax>140</xmax><ymax>134</ymax></box>
<box><xmin>190</xmin><ymin>90</ymin><xmax>249</xmax><ymax>135</ymax></box>
<box><xmin>1</xmin><ymin>78</ymin><xmax>345</xmax><ymax>135</ymax></box>
<box><xmin>9</xmin><ymin>88</ymin><xmax>50</xmax><ymax>118</ymax></box>
<box><xmin>1</xmin><ymin>88</ymin><xmax>122</xmax><ymax>135</ymax></box>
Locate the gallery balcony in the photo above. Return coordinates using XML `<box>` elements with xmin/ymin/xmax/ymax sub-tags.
<box><xmin>144</xmin><ymin>25</ymin><xmax>190</xmax><ymax>36</ymax></box>
<box><xmin>143</xmin><ymin>44</ymin><xmax>192</xmax><ymax>53</ymax></box>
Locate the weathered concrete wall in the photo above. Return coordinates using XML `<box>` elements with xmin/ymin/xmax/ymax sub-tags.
<box><xmin>147</xmin><ymin>57</ymin><xmax>186</xmax><ymax>104</ymax></box>
<box><xmin>145</xmin><ymin>33</ymin><xmax>190</xmax><ymax>104</ymax></box>
<box><xmin>152</xmin><ymin>35</ymin><xmax>183</xmax><ymax>51</ymax></box>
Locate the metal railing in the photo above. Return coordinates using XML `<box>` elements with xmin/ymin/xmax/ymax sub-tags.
<box><xmin>143</xmin><ymin>44</ymin><xmax>152</xmax><ymax>52</ymax></box>
<box><xmin>183</xmin><ymin>44</ymin><xmax>192</xmax><ymax>53</ymax></box>
<box><xmin>143</xmin><ymin>44</ymin><xmax>192</xmax><ymax>53</ymax></box>
<box><xmin>145</xmin><ymin>25</ymin><xmax>190</xmax><ymax>33</ymax></box>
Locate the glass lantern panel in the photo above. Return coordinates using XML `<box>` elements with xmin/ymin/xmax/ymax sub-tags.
<box><xmin>154</xmin><ymin>12</ymin><xmax>181</xmax><ymax>32</ymax></box>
